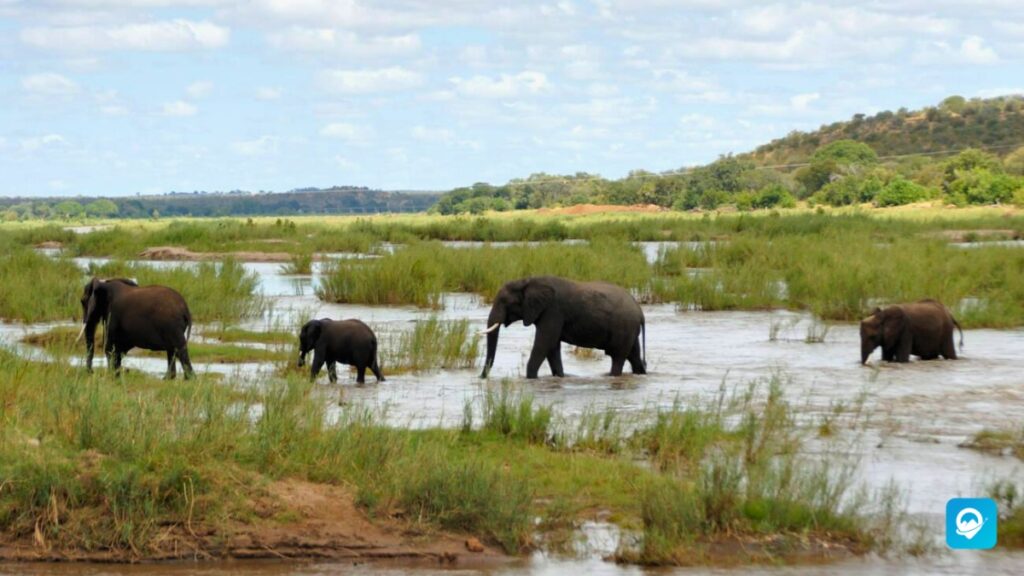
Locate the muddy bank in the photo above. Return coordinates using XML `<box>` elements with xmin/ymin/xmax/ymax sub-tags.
<box><xmin>138</xmin><ymin>246</ymin><xmax>296</xmax><ymax>262</ymax></box>
<box><xmin>0</xmin><ymin>479</ymin><xmax>502</xmax><ymax>565</ymax></box>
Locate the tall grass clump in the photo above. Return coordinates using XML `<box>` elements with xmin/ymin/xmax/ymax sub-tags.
<box><xmin>90</xmin><ymin>258</ymin><xmax>266</xmax><ymax>323</ymax></box>
<box><xmin>317</xmin><ymin>239</ymin><xmax>652</xmax><ymax>308</ymax></box>
<box><xmin>622</xmin><ymin>376</ymin><xmax>868</xmax><ymax>565</ymax></box>
<box><xmin>279</xmin><ymin>252</ymin><xmax>313</xmax><ymax>275</ymax></box>
<box><xmin>476</xmin><ymin>381</ymin><xmax>553</xmax><ymax>444</ymax></box>
<box><xmin>378</xmin><ymin>317</ymin><xmax>479</xmax><ymax>373</ymax></box>
<box><xmin>0</xmin><ymin>248</ymin><xmax>82</xmax><ymax>322</ymax></box>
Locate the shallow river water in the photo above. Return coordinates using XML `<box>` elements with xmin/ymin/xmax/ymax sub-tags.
<box><xmin>2</xmin><ymin>250</ymin><xmax>1023</xmax><ymax>574</ymax></box>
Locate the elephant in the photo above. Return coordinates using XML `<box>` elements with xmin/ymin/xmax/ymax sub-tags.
<box><xmin>479</xmin><ymin>276</ymin><xmax>646</xmax><ymax>379</ymax></box>
<box><xmin>77</xmin><ymin>277</ymin><xmax>194</xmax><ymax>379</ymax></box>
<box><xmin>860</xmin><ymin>299</ymin><xmax>964</xmax><ymax>364</ymax></box>
<box><xmin>297</xmin><ymin>318</ymin><xmax>385</xmax><ymax>384</ymax></box>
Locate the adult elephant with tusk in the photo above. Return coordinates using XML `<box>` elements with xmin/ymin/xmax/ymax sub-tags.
<box><xmin>77</xmin><ymin>277</ymin><xmax>194</xmax><ymax>379</ymax></box>
<box><xmin>479</xmin><ymin>276</ymin><xmax>646</xmax><ymax>379</ymax></box>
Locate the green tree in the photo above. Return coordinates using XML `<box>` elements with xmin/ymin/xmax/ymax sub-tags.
<box><xmin>943</xmin><ymin>148</ymin><xmax>1003</xmax><ymax>189</ymax></box>
<box><xmin>798</xmin><ymin>140</ymin><xmax>879</xmax><ymax>195</ymax></box>
<box><xmin>875</xmin><ymin>178</ymin><xmax>931</xmax><ymax>207</ymax></box>
<box><xmin>940</xmin><ymin>95</ymin><xmax>967</xmax><ymax>114</ymax></box>
<box><xmin>1004</xmin><ymin>145</ymin><xmax>1024</xmax><ymax>176</ymax></box>
<box><xmin>54</xmin><ymin>200</ymin><xmax>84</xmax><ymax>218</ymax></box>
<box><xmin>85</xmin><ymin>199</ymin><xmax>119</xmax><ymax>218</ymax></box>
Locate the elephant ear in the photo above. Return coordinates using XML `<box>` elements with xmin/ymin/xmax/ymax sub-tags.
<box><xmin>309</xmin><ymin>320</ymin><xmax>324</xmax><ymax>343</ymax></box>
<box><xmin>881</xmin><ymin>307</ymin><xmax>907</xmax><ymax>348</ymax></box>
<box><xmin>522</xmin><ymin>281</ymin><xmax>555</xmax><ymax>326</ymax></box>
<box><xmin>84</xmin><ymin>278</ymin><xmax>109</xmax><ymax>325</ymax></box>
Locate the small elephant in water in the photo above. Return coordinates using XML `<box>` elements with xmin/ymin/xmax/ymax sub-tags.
<box><xmin>860</xmin><ymin>299</ymin><xmax>964</xmax><ymax>364</ymax></box>
<box><xmin>297</xmin><ymin>318</ymin><xmax>384</xmax><ymax>384</ymax></box>
<box><xmin>77</xmin><ymin>277</ymin><xmax>194</xmax><ymax>379</ymax></box>
<box><xmin>479</xmin><ymin>276</ymin><xmax>646</xmax><ymax>379</ymax></box>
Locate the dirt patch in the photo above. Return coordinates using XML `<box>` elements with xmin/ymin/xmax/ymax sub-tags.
<box><xmin>537</xmin><ymin>204</ymin><xmax>667</xmax><ymax>216</ymax></box>
<box><xmin>926</xmin><ymin>229</ymin><xmax>1020</xmax><ymax>242</ymax></box>
<box><xmin>138</xmin><ymin>246</ymin><xmax>294</xmax><ymax>262</ymax></box>
<box><xmin>0</xmin><ymin>478</ymin><xmax>504</xmax><ymax>565</ymax></box>
<box><xmin>34</xmin><ymin>241</ymin><xmax>63</xmax><ymax>249</ymax></box>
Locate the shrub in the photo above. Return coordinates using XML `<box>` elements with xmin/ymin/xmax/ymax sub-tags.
<box><xmin>875</xmin><ymin>178</ymin><xmax>931</xmax><ymax>207</ymax></box>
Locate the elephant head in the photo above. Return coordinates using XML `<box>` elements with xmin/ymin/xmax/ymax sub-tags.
<box><xmin>297</xmin><ymin>319</ymin><xmax>324</xmax><ymax>367</ymax></box>
<box><xmin>480</xmin><ymin>278</ymin><xmax>555</xmax><ymax>378</ymax></box>
<box><xmin>859</xmin><ymin>306</ymin><xmax>906</xmax><ymax>363</ymax></box>
<box><xmin>77</xmin><ymin>277</ymin><xmax>139</xmax><ymax>343</ymax></box>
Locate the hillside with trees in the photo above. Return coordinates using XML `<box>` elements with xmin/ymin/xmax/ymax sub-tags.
<box><xmin>1</xmin><ymin>187</ymin><xmax>440</xmax><ymax>221</ymax></box>
<box><xmin>432</xmin><ymin>95</ymin><xmax>1024</xmax><ymax>214</ymax></box>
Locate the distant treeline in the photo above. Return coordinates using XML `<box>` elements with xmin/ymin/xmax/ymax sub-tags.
<box><xmin>432</xmin><ymin>95</ymin><xmax>1024</xmax><ymax>214</ymax></box>
<box><xmin>1</xmin><ymin>187</ymin><xmax>440</xmax><ymax>220</ymax></box>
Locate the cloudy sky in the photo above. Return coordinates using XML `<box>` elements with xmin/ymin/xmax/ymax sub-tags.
<box><xmin>2</xmin><ymin>1</ymin><xmax>1022</xmax><ymax>196</ymax></box>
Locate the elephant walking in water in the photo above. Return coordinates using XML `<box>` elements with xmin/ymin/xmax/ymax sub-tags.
<box><xmin>297</xmin><ymin>318</ymin><xmax>384</xmax><ymax>384</ymax></box>
<box><xmin>479</xmin><ymin>276</ymin><xmax>646</xmax><ymax>379</ymax></box>
<box><xmin>860</xmin><ymin>299</ymin><xmax>964</xmax><ymax>364</ymax></box>
<box><xmin>77</xmin><ymin>277</ymin><xmax>194</xmax><ymax>379</ymax></box>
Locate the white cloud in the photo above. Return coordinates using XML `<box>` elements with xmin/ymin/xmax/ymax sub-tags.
<box><xmin>320</xmin><ymin>122</ymin><xmax>372</xmax><ymax>142</ymax></box>
<box><xmin>186</xmin><ymin>81</ymin><xmax>213</xmax><ymax>99</ymax></box>
<box><xmin>679</xmin><ymin>113</ymin><xmax>715</xmax><ymax>130</ymax></box>
<box><xmin>21</xmin><ymin>72</ymin><xmax>79</xmax><ymax>96</ymax></box>
<box><xmin>450</xmin><ymin>71</ymin><xmax>549</xmax><ymax>98</ymax></box>
<box><xmin>268</xmin><ymin>27</ymin><xmax>420</xmax><ymax>57</ymax></box>
<box><xmin>790</xmin><ymin>92</ymin><xmax>820</xmax><ymax>111</ymax></box>
<box><xmin>231</xmin><ymin>135</ymin><xmax>278</xmax><ymax>156</ymax></box>
<box><xmin>161</xmin><ymin>100</ymin><xmax>197</xmax><ymax>117</ymax></box>
<box><xmin>914</xmin><ymin>35</ymin><xmax>999</xmax><ymax>65</ymax></box>
<box><xmin>411</xmin><ymin>125</ymin><xmax>455</xmax><ymax>144</ymax></box>
<box><xmin>975</xmin><ymin>87</ymin><xmax>1024</xmax><ymax>98</ymax></box>
<box><xmin>319</xmin><ymin>66</ymin><xmax>423</xmax><ymax>94</ymax></box>
<box><xmin>21</xmin><ymin>134</ymin><xmax>67</xmax><ymax>152</ymax></box>
<box><xmin>334</xmin><ymin>155</ymin><xmax>357</xmax><ymax>170</ymax></box>
<box><xmin>21</xmin><ymin>19</ymin><xmax>229</xmax><ymax>51</ymax></box>
<box><xmin>255</xmin><ymin>86</ymin><xmax>282</xmax><ymax>100</ymax></box>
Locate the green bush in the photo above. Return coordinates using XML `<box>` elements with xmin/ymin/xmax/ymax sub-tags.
<box><xmin>875</xmin><ymin>178</ymin><xmax>931</xmax><ymax>207</ymax></box>
<box><xmin>947</xmin><ymin>169</ymin><xmax>1022</xmax><ymax>205</ymax></box>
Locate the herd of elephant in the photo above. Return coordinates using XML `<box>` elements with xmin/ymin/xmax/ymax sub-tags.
<box><xmin>75</xmin><ymin>275</ymin><xmax>965</xmax><ymax>382</ymax></box>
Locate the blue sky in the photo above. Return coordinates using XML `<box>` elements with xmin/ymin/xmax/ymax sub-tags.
<box><xmin>2</xmin><ymin>1</ymin><xmax>1022</xmax><ymax>197</ymax></box>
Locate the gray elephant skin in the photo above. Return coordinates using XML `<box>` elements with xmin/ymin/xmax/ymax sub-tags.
<box><xmin>860</xmin><ymin>299</ymin><xmax>964</xmax><ymax>364</ymax></box>
<box><xmin>78</xmin><ymin>277</ymin><xmax>194</xmax><ymax>379</ymax></box>
<box><xmin>297</xmin><ymin>318</ymin><xmax>385</xmax><ymax>384</ymax></box>
<box><xmin>480</xmin><ymin>276</ymin><xmax>646</xmax><ymax>379</ymax></box>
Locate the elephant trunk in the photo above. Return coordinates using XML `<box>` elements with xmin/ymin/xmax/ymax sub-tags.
<box><xmin>860</xmin><ymin>340</ymin><xmax>874</xmax><ymax>364</ymax></box>
<box><xmin>480</xmin><ymin>306</ymin><xmax>503</xmax><ymax>378</ymax></box>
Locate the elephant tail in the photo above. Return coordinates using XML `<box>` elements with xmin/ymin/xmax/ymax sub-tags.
<box><xmin>184</xmin><ymin>310</ymin><xmax>193</xmax><ymax>342</ymax></box>
<box><xmin>952</xmin><ymin>316</ymin><xmax>964</xmax><ymax>350</ymax></box>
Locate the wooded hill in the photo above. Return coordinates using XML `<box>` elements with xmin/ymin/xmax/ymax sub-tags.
<box><xmin>746</xmin><ymin>95</ymin><xmax>1024</xmax><ymax>166</ymax></box>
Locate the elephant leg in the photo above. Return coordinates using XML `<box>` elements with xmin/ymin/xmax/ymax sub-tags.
<box><xmin>111</xmin><ymin>349</ymin><xmax>124</xmax><ymax>377</ymax></box>
<box><xmin>370</xmin><ymin>359</ymin><xmax>385</xmax><ymax>382</ymax></box>
<box><xmin>356</xmin><ymin>364</ymin><xmax>367</xmax><ymax>385</ymax></box>
<box><xmin>942</xmin><ymin>335</ymin><xmax>958</xmax><ymax>360</ymax></box>
<box><xmin>546</xmin><ymin>346</ymin><xmax>564</xmax><ymax>377</ymax></box>
<box><xmin>164</xmin><ymin>350</ymin><xmax>177</xmax><ymax>380</ymax></box>
<box><xmin>526</xmin><ymin>325</ymin><xmax>560</xmax><ymax>379</ymax></box>
<box><xmin>895</xmin><ymin>333</ymin><xmax>913</xmax><ymax>363</ymax></box>
<box><xmin>310</xmin><ymin>352</ymin><xmax>325</xmax><ymax>382</ymax></box>
<box><xmin>177</xmin><ymin>346</ymin><xmax>195</xmax><ymax>380</ymax></box>
<box><xmin>609</xmin><ymin>356</ymin><xmax>626</xmax><ymax>376</ymax></box>
<box><xmin>85</xmin><ymin>342</ymin><xmax>95</xmax><ymax>373</ymax></box>
<box><xmin>628</xmin><ymin>340</ymin><xmax>646</xmax><ymax>374</ymax></box>
<box><xmin>328</xmin><ymin>361</ymin><xmax>339</xmax><ymax>384</ymax></box>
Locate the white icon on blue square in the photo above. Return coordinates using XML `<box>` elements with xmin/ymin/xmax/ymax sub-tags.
<box><xmin>946</xmin><ymin>497</ymin><xmax>997</xmax><ymax>549</ymax></box>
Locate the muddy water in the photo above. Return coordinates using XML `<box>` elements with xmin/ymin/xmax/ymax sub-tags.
<box><xmin>5</xmin><ymin>251</ymin><xmax>1024</xmax><ymax>573</ymax></box>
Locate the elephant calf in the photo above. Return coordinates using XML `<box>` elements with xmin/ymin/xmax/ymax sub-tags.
<box><xmin>480</xmin><ymin>275</ymin><xmax>646</xmax><ymax>379</ymax></box>
<box><xmin>298</xmin><ymin>318</ymin><xmax>384</xmax><ymax>384</ymax></box>
<box><xmin>860</xmin><ymin>299</ymin><xmax>964</xmax><ymax>364</ymax></box>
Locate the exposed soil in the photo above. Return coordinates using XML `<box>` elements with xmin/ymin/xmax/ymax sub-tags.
<box><xmin>926</xmin><ymin>228</ymin><xmax>1021</xmax><ymax>242</ymax></box>
<box><xmin>536</xmin><ymin>204</ymin><xmax>667</xmax><ymax>215</ymax></box>
<box><xmin>34</xmin><ymin>241</ymin><xmax>63</xmax><ymax>249</ymax></box>
<box><xmin>138</xmin><ymin>247</ymin><xmax>295</xmax><ymax>262</ymax></box>
<box><xmin>0</xmin><ymin>479</ymin><xmax>503</xmax><ymax>565</ymax></box>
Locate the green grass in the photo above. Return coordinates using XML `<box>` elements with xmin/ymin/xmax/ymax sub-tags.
<box><xmin>279</xmin><ymin>252</ymin><xmax>313</xmax><ymax>275</ymax></box>
<box><xmin>378</xmin><ymin>317</ymin><xmax>479</xmax><ymax>373</ymax></box>
<box><xmin>988</xmin><ymin>480</ymin><xmax>1024</xmax><ymax>548</ymax></box>
<box><xmin>317</xmin><ymin>239</ymin><xmax>652</xmax><ymax>308</ymax></box>
<box><xmin>87</xmin><ymin>259</ymin><xmax>267</xmax><ymax>323</ymax></box>
<box><xmin>0</xmin><ymin>348</ymin><xmax>897</xmax><ymax>564</ymax></box>
<box><xmin>961</xmin><ymin>427</ymin><xmax>1024</xmax><ymax>459</ymax></box>
<box><xmin>21</xmin><ymin>326</ymin><xmax>289</xmax><ymax>364</ymax></box>
<box><xmin>0</xmin><ymin>248</ymin><xmax>82</xmax><ymax>322</ymax></box>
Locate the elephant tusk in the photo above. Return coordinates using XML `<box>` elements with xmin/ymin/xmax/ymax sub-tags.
<box><xmin>477</xmin><ymin>322</ymin><xmax>500</xmax><ymax>335</ymax></box>
<box><xmin>75</xmin><ymin>324</ymin><xmax>87</xmax><ymax>343</ymax></box>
